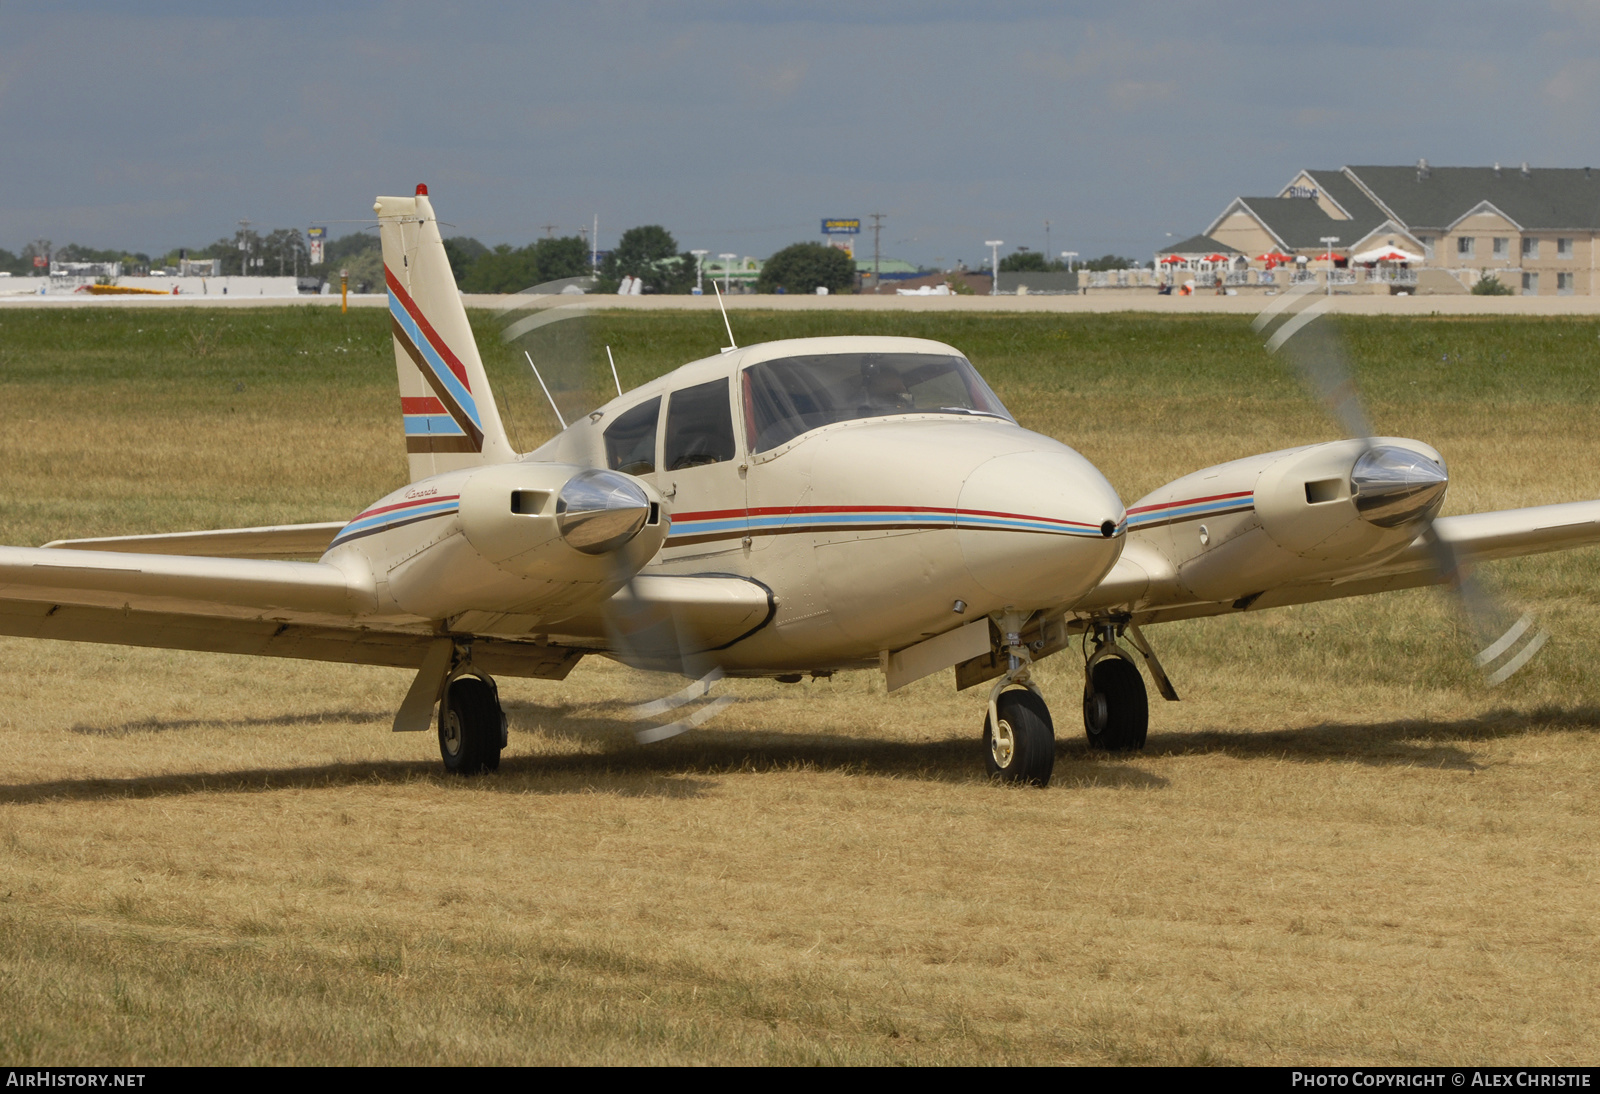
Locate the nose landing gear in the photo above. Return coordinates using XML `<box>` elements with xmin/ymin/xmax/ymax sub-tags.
<box><xmin>982</xmin><ymin>611</ymin><xmax>1055</xmax><ymax>785</ymax></box>
<box><xmin>974</xmin><ymin>613</ymin><xmax>1178</xmax><ymax>785</ymax></box>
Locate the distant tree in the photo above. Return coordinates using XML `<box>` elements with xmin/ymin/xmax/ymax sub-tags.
<box><xmin>0</xmin><ymin>248</ymin><xmax>22</xmax><ymax>276</ymax></box>
<box><xmin>599</xmin><ymin>225</ymin><xmax>695</xmax><ymax>294</ymax></box>
<box><xmin>314</xmin><ymin>232</ymin><xmax>382</xmax><ymax>291</ymax></box>
<box><xmin>21</xmin><ymin>239</ymin><xmax>52</xmax><ymax>274</ymax></box>
<box><xmin>259</xmin><ymin>228</ymin><xmax>308</xmax><ymax>277</ymax></box>
<box><xmin>1078</xmin><ymin>254</ymin><xmax>1141</xmax><ymax>271</ymax></box>
<box><xmin>442</xmin><ymin>236</ymin><xmax>489</xmax><ymax>284</ymax></box>
<box><xmin>1471</xmin><ymin>270</ymin><xmax>1513</xmax><ymax>295</ymax></box>
<box><xmin>460</xmin><ymin>236</ymin><xmax>591</xmax><ymax>293</ymax></box>
<box><xmin>755</xmin><ymin>242</ymin><xmax>856</xmax><ymax>294</ymax></box>
<box><xmin>999</xmin><ymin>248</ymin><xmax>1051</xmax><ymax>273</ymax></box>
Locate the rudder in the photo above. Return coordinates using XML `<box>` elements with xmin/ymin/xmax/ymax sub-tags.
<box><xmin>375</xmin><ymin>185</ymin><xmax>515</xmax><ymax>482</ymax></box>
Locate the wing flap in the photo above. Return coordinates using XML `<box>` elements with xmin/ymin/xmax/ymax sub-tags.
<box><xmin>0</xmin><ymin>600</ymin><xmax>583</xmax><ymax>680</ymax></box>
<box><xmin>44</xmin><ymin>522</ymin><xmax>347</xmax><ymax>560</ymax></box>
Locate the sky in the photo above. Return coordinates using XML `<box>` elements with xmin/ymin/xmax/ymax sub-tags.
<box><xmin>5</xmin><ymin>1</ymin><xmax>1600</xmax><ymax>268</ymax></box>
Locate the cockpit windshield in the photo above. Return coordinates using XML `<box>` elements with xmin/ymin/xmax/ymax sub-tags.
<box><xmin>741</xmin><ymin>352</ymin><xmax>1012</xmax><ymax>453</ymax></box>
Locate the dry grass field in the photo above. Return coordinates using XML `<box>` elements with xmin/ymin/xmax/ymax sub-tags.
<box><xmin>0</xmin><ymin>306</ymin><xmax>1597</xmax><ymax>1065</ymax></box>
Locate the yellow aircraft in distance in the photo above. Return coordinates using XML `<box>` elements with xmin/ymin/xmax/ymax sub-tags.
<box><xmin>5</xmin><ymin>185</ymin><xmax>1597</xmax><ymax>786</ymax></box>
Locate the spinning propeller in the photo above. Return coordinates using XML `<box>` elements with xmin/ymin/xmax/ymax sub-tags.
<box><xmin>1253</xmin><ymin>285</ymin><xmax>1547</xmax><ymax>684</ymax></box>
<box><xmin>498</xmin><ymin>290</ymin><xmax>737</xmax><ymax>741</ymax></box>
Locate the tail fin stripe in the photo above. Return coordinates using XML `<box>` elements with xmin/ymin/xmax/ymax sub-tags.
<box><xmin>386</xmin><ymin>266</ymin><xmax>473</xmax><ymax>391</ymax></box>
<box><xmin>387</xmin><ymin>291</ymin><xmax>481</xmax><ymax>427</ymax></box>
<box><xmin>389</xmin><ymin>315</ymin><xmax>484</xmax><ymax>448</ymax></box>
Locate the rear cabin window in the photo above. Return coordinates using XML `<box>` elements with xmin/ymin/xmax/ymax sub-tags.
<box><xmin>742</xmin><ymin>352</ymin><xmax>1012</xmax><ymax>453</ymax></box>
<box><xmin>604</xmin><ymin>396</ymin><xmax>660</xmax><ymax>476</ymax></box>
<box><xmin>663</xmin><ymin>380</ymin><xmax>737</xmax><ymax>470</ymax></box>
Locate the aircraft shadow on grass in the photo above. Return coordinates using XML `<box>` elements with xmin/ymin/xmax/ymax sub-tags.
<box><xmin>11</xmin><ymin>703</ymin><xmax>1596</xmax><ymax>806</ymax></box>
<box><xmin>1143</xmin><ymin>704</ymin><xmax>1600</xmax><ymax>772</ymax></box>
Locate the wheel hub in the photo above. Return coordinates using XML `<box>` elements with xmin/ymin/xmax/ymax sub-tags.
<box><xmin>1084</xmin><ymin>692</ymin><xmax>1109</xmax><ymax>734</ymax></box>
<box><xmin>990</xmin><ymin>717</ymin><xmax>1016</xmax><ymax>767</ymax></box>
<box><xmin>441</xmin><ymin>709</ymin><xmax>464</xmax><ymax>757</ymax></box>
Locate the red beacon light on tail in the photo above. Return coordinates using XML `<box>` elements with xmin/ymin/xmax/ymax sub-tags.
<box><xmin>416</xmin><ymin>183</ymin><xmax>429</xmax><ymax>196</ymax></box>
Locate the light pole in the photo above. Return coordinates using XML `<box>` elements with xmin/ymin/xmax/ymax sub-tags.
<box><xmin>1320</xmin><ymin>235</ymin><xmax>1340</xmax><ymax>296</ymax></box>
<box><xmin>1060</xmin><ymin>250</ymin><xmax>1078</xmax><ymax>271</ymax></box>
<box><xmin>690</xmin><ymin>249</ymin><xmax>708</xmax><ymax>295</ymax></box>
<box><xmin>237</xmin><ymin>218</ymin><xmax>251</xmax><ymax>279</ymax></box>
<box><xmin>985</xmin><ymin>240</ymin><xmax>1003</xmax><ymax>295</ymax></box>
<box><xmin>719</xmin><ymin>253</ymin><xmax>737</xmax><ymax>295</ymax></box>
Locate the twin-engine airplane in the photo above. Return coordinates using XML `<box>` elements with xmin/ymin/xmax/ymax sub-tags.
<box><xmin>5</xmin><ymin>185</ymin><xmax>1600</xmax><ymax>786</ymax></box>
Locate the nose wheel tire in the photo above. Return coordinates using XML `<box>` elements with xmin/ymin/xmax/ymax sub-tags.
<box><xmin>984</xmin><ymin>688</ymin><xmax>1055</xmax><ymax>786</ymax></box>
<box><xmin>439</xmin><ymin>676</ymin><xmax>505</xmax><ymax>775</ymax></box>
<box><xmin>1083</xmin><ymin>656</ymin><xmax>1148</xmax><ymax>752</ymax></box>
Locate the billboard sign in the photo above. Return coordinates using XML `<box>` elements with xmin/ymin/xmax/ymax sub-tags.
<box><xmin>308</xmin><ymin>226</ymin><xmax>326</xmax><ymax>266</ymax></box>
<box><xmin>821</xmin><ymin>218</ymin><xmax>860</xmax><ymax>235</ymax></box>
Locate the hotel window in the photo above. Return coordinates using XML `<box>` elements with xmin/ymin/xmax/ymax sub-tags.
<box><xmin>1418</xmin><ymin>235</ymin><xmax>1433</xmax><ymax>259</ymax></box>
<box><xmin>1457</xmin><ymin>237</ymin><xmax>1475</xmax><ymax>258</ymax></box>
<box><xmin>1558</xmin><ymin>272</ymin><xmax>1575</xmax><ymax>294</ymax></box>
<box><xmin>1523</xmin><ymin>237</ymin><xmax>1540</xmax><ymax>260</ymax></box>
<box><xmin>1492</xmin><ymin>237</ymin><xmax>1509</xmax><ymax>258</ymax></box>
<box><xmin>1522</xmin><ymin>272</ymin><xmax>1539</xmax><ymax>294</ymax></box>
<box><xmin>1558</xmin><ymin>237</ymin><xmax>1573</xmax><ymax>257</ymax></box>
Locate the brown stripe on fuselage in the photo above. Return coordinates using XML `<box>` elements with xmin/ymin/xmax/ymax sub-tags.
<box><xmin>406</xmin><ymin>435</ymin><xmax>482</xmax><ymax>453</ymax></box>
<box><xmin>391</xmin><ymin>316</ymin><xmax>484</xmax><ymax>450</ymax></box>
<box><xmin>1127</xmin><ymin>505</ymin><xmax>1253</xmax><ymax>532</ymax></box>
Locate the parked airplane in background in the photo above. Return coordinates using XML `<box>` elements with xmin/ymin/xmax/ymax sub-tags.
<box><xmin>4</xmin><ymin>185</ymin><xmax>1598</xmax><ymax>786</ymax></box>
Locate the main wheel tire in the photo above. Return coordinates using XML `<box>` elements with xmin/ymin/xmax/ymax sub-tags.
<box><xmin>984</xmin><ymin>688</ymin><xmax>1055</xmax><ymax>786</ymax></box>
<box><xmin>439</xmin><ymin>676</ymin><xmax>503</xmax><ymax>775</ymax></box>
<box><xmin>1083</xmin><ymin>656</ymin><xmax>1148</xmax><ymax>752</ymax></box>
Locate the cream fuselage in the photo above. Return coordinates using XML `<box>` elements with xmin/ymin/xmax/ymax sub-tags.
<box><xmin>323</xmin><ymin>336</ymin><xmax>1130</xmax><ymax>673</ymax></box>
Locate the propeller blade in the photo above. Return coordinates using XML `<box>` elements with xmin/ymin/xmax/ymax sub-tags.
<box><xmin>1255</xmin><ymin>289</ymin><xmax>1546</xmax><ymax>684</ymax></box>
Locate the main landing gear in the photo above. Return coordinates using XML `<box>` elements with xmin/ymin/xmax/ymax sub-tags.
<box><xmin>981</xmin><ymin>614</ymin><xmax>1178</xmax><ymax>787</ymax></box>
<box><xmin>439</xmin><ymin>672</ymin><xmax>507</xmax><ymax>775</ymax></box>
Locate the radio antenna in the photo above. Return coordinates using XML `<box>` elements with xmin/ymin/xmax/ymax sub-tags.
<box><xmin>713</xmin><ymin>281</ymin><xmax>738</xmax><ymax>353</ymax></box>
<box><xmin>605</xmin><ymin>345</ymin><xmax>623</xmax><ymax>397</ymax></box>
<box><xmin>524</xmin><ymin>350</ymin><xmax>567</xmax><ymax>429</ymax></box>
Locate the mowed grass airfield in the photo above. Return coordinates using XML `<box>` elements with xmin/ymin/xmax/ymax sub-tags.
<box><xmin>1</xmin><ymin>305</ymin><xmax>1597</xmax><ymax>1065</ymax></box>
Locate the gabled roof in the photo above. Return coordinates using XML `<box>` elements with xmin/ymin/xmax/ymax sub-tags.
<box><xmin>1302</xmin><ymin>169</ymin><xmax>1386</xmax><ymax>224</ymax></box>
<box><xmin>1344</xmin><ymin>165</ymin><xmax>1600</xmax><ymax>231</ymax></box>
<box><xmin>1209</xmin><ymin>197</ymin><xmax>1379</xmax><ymax>251</ymax></box>
<box><xmin>1158</xmin><ymin>233</ymin><xmax>1239</xmax><ymax>255</ymax></box>
<box><xmin>1443</xmin><ymin>199</ymin><xmax>1523</xmax><ymax>233</ymax></box>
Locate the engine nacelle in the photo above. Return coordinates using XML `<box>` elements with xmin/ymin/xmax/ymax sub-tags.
<box><xmin>1254</xmin><ymin>438</ymin><xmax>1446</xmax><ymax>560</ymax></box>
<box><xmin>1134</xmin><ymin>438</ymin><xmax>1448</xmax><ymax>604</ymax></box>
<box><xmin>457</xmin><ymin>463</ymin><xmax>667</xmax><ymax>582</ymax></box>
<box><xmin>379</xmin><ymin>463</ymin><xmax>668</xmax><ymax>622</ymax></box>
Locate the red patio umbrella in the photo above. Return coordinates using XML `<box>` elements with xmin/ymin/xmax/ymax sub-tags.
<box><xmin>1202</xmin><ymin>254</ymin><xmax>1229</xmax><ymax>263</ymax></box>
<box><xmin>1158</xmin><ymin>255</ymin><xmax>1185</xmax><ymax>265</ymax></box>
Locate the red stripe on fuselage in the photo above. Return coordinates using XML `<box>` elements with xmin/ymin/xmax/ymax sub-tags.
<box><xmin>1125</xmin><ymin>489</ymin><xmax>1252</xmax><ymax>516</ymax></box>
<box><xmin>350</xmin><ymin>493</ymin><xmax>461</xmax><ymax>522</ymax></box>
<box><xmin>385</xmin><ymin>267</ymin><xmax>472</xmax><ymax>391</ymax></box>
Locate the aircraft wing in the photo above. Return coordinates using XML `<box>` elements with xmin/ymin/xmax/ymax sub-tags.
<box><xmin>1078</xmin><ymin>499</ymin><xmax>1600</xmax><ymax>626</ymax></box>
<box><xmin>0</xmin><ymin>548</ymin><xmax>773</xmax><ymax>680</ymax></box>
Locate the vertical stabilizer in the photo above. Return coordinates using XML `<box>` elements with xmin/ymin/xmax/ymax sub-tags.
<box><xmin>375</xmin><ymin>186</ymin><xmax>515</xmax><ymax>481</ymax></box>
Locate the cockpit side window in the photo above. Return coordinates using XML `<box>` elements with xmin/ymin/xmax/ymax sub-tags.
<box><xmin>744</xmin><ymin>352</ymin><xmax>1012</xmax><ymax>453</ymax></box>
<box><xmin>663</xmin><ymin>379</ymin><xmax>737</xmax><ymax>470</ymax></box>
<box><xmin>604</xmin><ymin>396</ymin><xmax>661</xmax><ymax>476</ymax></box>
